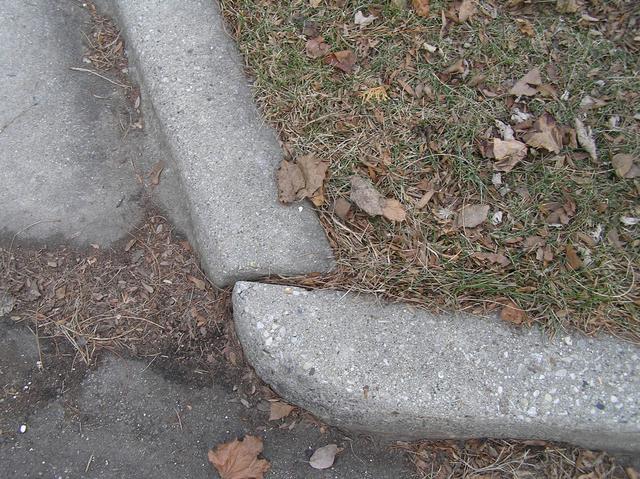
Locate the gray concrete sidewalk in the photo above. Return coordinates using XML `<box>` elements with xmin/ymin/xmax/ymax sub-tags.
<box><xmin>96</xmin><ymin>0</ymin><xmax>334</xmax><ymax>285</ymax></box>
<box><xmin>0</xmin><ymin>0</ymin><xmax>156</xmax><ymax>247</ymax></box>
<box><xmin>0</xmin><ymin>322</ymin><xmax>410</xmax><ymax>479</ymax></box>
<box><xmin>233</xmin><ymin>282</ymin><xmax>640</xmax><ymax>454</ymax></box>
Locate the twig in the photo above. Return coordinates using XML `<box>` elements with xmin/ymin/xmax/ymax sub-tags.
<box><xmin>69</xmin><ymin>67</ymin><xmax>130</xmax><ymax>89</ymax></box>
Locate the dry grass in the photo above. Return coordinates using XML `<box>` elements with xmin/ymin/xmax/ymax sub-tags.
<box><xmin>220</xmin><ymin>0</ymin><xmax>640</xmax><ymax>340</ymax></box>
<box><xmin>0</xmin><ymin>215</ymin><xmax>233</xmax><ymax>368</ymax></box>
<box><xmin>396</xmin><ymin>438</ymin><xmax>635</xmax><ymax>478</ymax></box>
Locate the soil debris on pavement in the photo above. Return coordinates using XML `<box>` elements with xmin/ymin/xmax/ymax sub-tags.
<box><xmin>220</xmin><ymin>0</ymin><xmax>640</xmax><ymax>341</ymax></box>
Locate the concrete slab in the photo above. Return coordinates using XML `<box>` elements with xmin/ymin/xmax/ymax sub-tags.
<box><xmin>96</xmin><ymin>0</ymin><xmax>334</xmax><ymax>285</ymax></box>
<box><xmin>233</xmin><ymin>282</ymin><xmax>640</xmax><ymax>454</ymax></box>
<box><xmin>0</xmin><ymin>0</ymin><xmax>147</xmax><ymax>247</ymax></box>
<box><xmin>0</xmin><ymin>350</ymin><xmax>411</xmax><ymax>478</ymax></box>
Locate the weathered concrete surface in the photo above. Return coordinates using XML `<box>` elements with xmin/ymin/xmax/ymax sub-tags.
<box><xmin>95</xmin><ymin>0</ymin><xmax>334</xmax><ymax>285</ymax></box>
<box><xmin>0</xmin><ymin>327</ymin><xmax>410</xmax><ymax>478</ymax></box>
<box><xmin>0</xmin><ymin>0</ymin><xmax>147</xmax><ymax>246</ymax></box>
<box><xmin>233</xmin><ymin>282</ymin><xmax>640</xmax><ymax>454</ymax></box>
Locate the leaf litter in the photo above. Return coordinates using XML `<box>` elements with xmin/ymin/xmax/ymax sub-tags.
<box><xmin>221</xmin><ymin>0</ymin><xmax>640</xmax><ymax>341</ymax></box>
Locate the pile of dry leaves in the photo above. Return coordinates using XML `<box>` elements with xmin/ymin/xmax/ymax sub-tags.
<box><xmin>224</xmin><ymin>0</ymin><xmax>639</xmax><ymax>340</ymax></box>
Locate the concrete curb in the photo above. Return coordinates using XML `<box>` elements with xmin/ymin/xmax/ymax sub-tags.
<box><xmin>233</xmin><ymin>281</ymin><xmax>640</xmax><ymax>454</ymax></box>
<box><xmin>96</xmin><ymin>0</ymin><xmax>334</xmax><ymax>286</ymax></box>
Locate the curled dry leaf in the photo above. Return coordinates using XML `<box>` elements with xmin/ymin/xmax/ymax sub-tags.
<box><xmin>354</xmin><ymin>10</ymin><xmax>377</xmax><ymax>27</ymax></box>
<box><xmin>565</xmin><ymin>244</ymin><xmax>582</xmax><ymax>270</ymax></box>
<box><xmin>545</xmin><ymin>197</ymin><xmax>576</xmax><ymax>226</ymax></box>
<box><xmin>516</xmin><ymin>18</ymin><xmax>535</xmax><ymax>37</ymax></box>
<box><xmin>325</xmin><ymin>50</ymin><xmax>356</xmax><ymax>73</ymax></box>
<box><xmin>411</xmin><ymin>0</ymin><xmax>430</xmax><ymax>17</ymax></box>
<box><xmin>187</xmin><ymin>275</ymin><xmax>206</xmax><ymax>290</ymax></box>
<box><xmin>208</xmin><ymin>435</ymin><xmax>270</xmax><ymax>479</ymax></box>
<box><xmin>574</xmin><ymin>118</ymin><xmax>597</xmax><ymax>162</ymax></box>
<box><xmin>456</xmin><ymin>204</ymin><xmax>490</xmax><ymax>228</ymax></box>
<box><xmin>611</xmin><ymin>153</ymin><xmax>640</xmax><ymax>179</ymax></box>
<box><xmin>334</xmin><ymin>197</ymin><xmax>352</xmax><ymax>220</ymax></box>
<box><xmin>524</xmin><ymin>113</ymin><xmax>563</xmax><ymax>154</ymax></box>
<box><xmin>269</xmin><ymin>401</ymin><xmax>295</xmax><ymax>421</ymax></box>
<box><xmin>509</xmin><ymin>68</ymin><xmax>542</xmax><ymax>97</ymax></box>
<box><xmin>305</xmin><ymin>36</ymin><xmax>330</xmax><ymax>59</ymax></box>
<box><xmin>309</xmin><ymin>444</ymin><xmax>339</xmax><ymax>470</ymax></box>
<box><xmin>492</xmin><ymin>138</ymin><xmax>527</xmax><ymax>172</ymax></box>
<box><xmin>350</xmin><ymin>176</ymin><xmax>406</xmax><ymax>222</ymax></box>
<box><xmin>500</xmin><ymin>300</ymin><xmax>528</xmax><ymax>325</ymax></box>
<box><xmin>149</xmin><ymin>160</ymin><xmax>165</xmax><ymax>186</ymax></box>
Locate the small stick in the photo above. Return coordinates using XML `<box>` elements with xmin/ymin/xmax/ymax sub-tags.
<box><xmin>70</xmin><ymin>67</ymin><xmax>130</xmax><ymax>89</ymax></box>
<box><xmin>85</xmin><ymin>454</ymin><xmax>94</xmax><ymax>473</ymax></box>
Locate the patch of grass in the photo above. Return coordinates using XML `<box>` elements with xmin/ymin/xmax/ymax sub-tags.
<box><xmin>221</xmin><ymin>0</ymin><xmax>639</xmax><ymax>340</ymax></box>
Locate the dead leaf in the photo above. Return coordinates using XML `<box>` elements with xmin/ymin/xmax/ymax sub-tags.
<box><xmin>516</xmin><ymin>18</ymin><xmax>535</xmax><ymax>37</ymax></box>
<box><xmin>456</xmin><ymin>204</ymin><xmax>489</xmax><ymax>228</ymax></box>
<box><xmin>443</xmin><ymin>58</ymin><xmax>465</xmax><ymax>75</ymax></box>
<box><xmin>556</xmin><ymin>0</ymin><xmax>579</xmax><ymax>13</ymax></box>
<box><xmin>509</xmin><ymin>68</ymin><xmax>542</xmax><ymax>97</ymax></box>
<box><xmin>350</xmin><ymin>176</ymin><xmax>406</xmax><ymax>222</ymax></box>
<box><xmin>277</xmin><ymin>156</ymin><xmax>329</xmax><ymax>203</ymax></box>
<box><xmin>305</xmin><ymin>37</ymin><xmax>330</xmax><ymax>59</ymax></box>
<box><xmin>472</xmin><ymin>252</ymin><xmax>510</xmax><ymax>267</ymax></box>
<box><xmin>565</xmin><ymin>244</ymin><xmax>582</xmax><ymax>270</ymax></box>
<box><xmin>492</xmin><ymin>139</ymin><xmax>527</xmax><ymax>172</ymax></box>
<box><xmin>354</xmin><ymin>10</ymin><xmax>377</xmax><ymax>27</ymax></box>
<box><xmin>149</xmin><ymin>160</ymin><xmax>165</xmax><ymax>186</ymax></box>
<box><xmin>269</xmin><ymin>402</ymin><xmax>295</xmax><ymax>421</ymax></box>
<box><xmin>457</xmin><ymin>0</ymin><xmax>477</xmax><ymax>22</ymax></box>
<box><xmin>500</xmin><ymin>300</ymin><xmax>527</xmax><ymax>325</ymax></box>
<box><xmin>575</xmin><ymin>118</ymin><xmax>597</xmax><ymax>162</ymax></box>
<box><xmin>611</xmin><ymin>153</ymin><xmax>639</xmax><ymax>179</ymax></box>
<box><xmin>411</xmin><ymin>0</ymin><xmax>430</xmax><ymax>17</ymax></box>
<box><xmin>545</xmin><ymin>198</ymin><xmax>576</xmax><ymax>226</ymax></box>
<box><xmin>415</xmin><ymin>189</ymin><xmax>435</xmax><ymax>209</ymax></box>
<box><xmin>325</xmin><ymin>50</ymin><xmax>356</xmax><ymax>73</ymax></box>
<box><xmin>524</xmin><ymin>113</ymin><xmax>563</xmax><ymax>154</ymax></box>
<box><xmin>310</xmin><ymin>444</ymin><xmax>338</xmax><ymax>470</ymax></box>
<box><xmin>382</xmin><ymin>199</ymin><xmax>407</xmax><ymax>222</ymax></box>
<box><xmin>208</xmin><ymin>436</ymin><xmax>270</xmax><ymax>479</ymax></box>
<box><xmin>310</xmin><ymin>0</ymin><xmax>322</xmax><ymax>6</ymax></box>
<box><xmin>334</xmin><ymin>198</ymin><xmax>352</xmax><ymax>220</ymax></box>
<box><xmin>277</xmin><ymin>160</ymin><xmax>305</xmax><ymax>203</ymax></box>
<box><xmin>188</xmin><ymin>275</ymin><xmax>206</xmax><ymax>290</ymax></box>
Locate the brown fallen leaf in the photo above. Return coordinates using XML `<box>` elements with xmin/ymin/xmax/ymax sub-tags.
<box><xmin>411</xmin><ymin>0</ymin><xmax>430</xmax><ymax>17</ymax></box>
<box><xmin>509</xmin><ymin>68</ymin><xmax>542</xmax><ymax>97</ymax></box>
<box><xmin>565</xmin><ymin>244</ymin><xmax>582</xmax><ymax>270</ymax></box>
<box><xmin>472</xmin><ymin>252</ymin><xmax>510</xmax><ymax>267</ymax></box>
<box><xmin>516</xmin><ymin>18</ymin><xmax>535</xmax><ymax>37</ymax></box>
<box><xmin>188</xmin><ymin>275</ymin><xmax>206</xmax><ymax>290</ymax></box>
<box><xmin>349</xmin><ymin>176</ymin><xmax>406</xmax><ymax>222</ymax></box>
<box><xmin>545</xmin><ymin>197</ymin><xmax>576</xmax><ymax>226</ymax></box>
<box><xmin>334</xmin><ymin>197</ymin><xmax>352</xmax><ymax>220</ymax></box>
<box><xmin>556</xmin><ymin>0</ymin><xmax>579</xmax><ymax>13</ymax></box>
<box><xmin>277</xmin><ymin>155</ymin><xmax>329</xmax><ymax>204</ymax></box>
<box><xmin>208</xmin><ymin>436</ymin><xmax>270</xmax><ymax>479</ymax></box>
<box><xmin>382</xmin><ymin>199</ymin><xmax>407</xmax><ymax>222</ymax></box>
<box><xmin>524</xmin><ymin>113</ymin><xmax>563</xmax><ymax>154</ymax></box>
<box><xmin>277</xmin><ymin>160</ymin><xmax>305</xmax><ymax>203</ymax></box>
<box><xmin>269</xmin><ymin>401</ymin><xmax>295</xmax><ymax>421</ymax></box>
<box><xmin>492</xmin><ymin>138</ymin><xmax>527</xmax><ymax>172</ymax></box>
<box><xmin>443</xmin><ymin>58</ymin><xmax>465</xmax><ymax>75</ymax></box>
<box><xmin>500</xmin><ymin>300</ymin><xmax>527</xmax><ymax>325</ymax></box>
<box><xmin>611</xmin><ymin>153</ymin><xmax>640</xmax><ymax>179</ymax></box>
<box><xmin>457</xmin><ymin>0</ymin><xmax>476</xmax><ymax>22</ymax></box>
<box><xmin>149</xmin><ymin>160</ymin><xmax>165</xmax><ymax>186</ymax></box>
<box><xmin>310</xmin><ymin>444</ymin><xmax>339</xmax><ymax>470</ymax></box>
<box><xmin>325</xmin><ymin>50</ymin><xmax>356</xmax><ymax>73</ymax></box>
<box><xmin>575</xmin><ymin>118</ymin><xmax>597</xmax><ymax>162</ymax></box>
<box><xmin>456</xmin><ymin>204</ymin><xmax>490</xmax><ymax>228</ymax></box>
<box><xmin>415</xmin><ymin>189</ymin><xmax>435</xmax><ymax>209</ymax></box>
<box><xmin>305</xmin><ymin>36</ymin><xmax>330</xmax><ymax>59</ymax></box>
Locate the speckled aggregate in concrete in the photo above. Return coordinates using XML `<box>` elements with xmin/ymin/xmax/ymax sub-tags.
<box><xmin>95</xmin><ymin>0</ymin><xmax>334</xmax><ymax>285</ymax></box>
<box><xmin>233</xmin><ymin>282</ymin><xmax>640</xmax><ymax>453</ymax></box>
